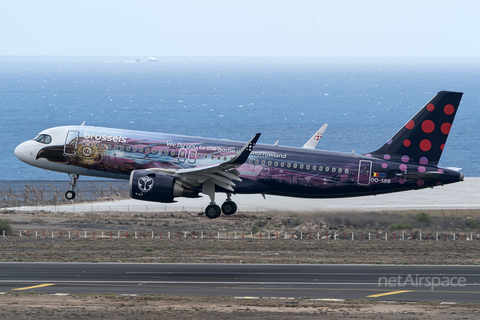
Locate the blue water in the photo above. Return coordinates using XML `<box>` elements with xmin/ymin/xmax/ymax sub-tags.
<box><xmin>1</xmin><ymin>56</ymin><xmax>479</xmax><ymax>180</ymax></box>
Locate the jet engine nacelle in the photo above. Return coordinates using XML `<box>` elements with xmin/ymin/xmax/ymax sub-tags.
<box><xmin>129</xmin><ymin>170</ymin><xmax>199</xmax><ymax>203</ymax></box>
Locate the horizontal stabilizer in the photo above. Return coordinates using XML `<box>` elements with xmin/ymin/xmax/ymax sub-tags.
<box><xmin>395</xmin><ymin>171</ymin><xmax>444</xmax><ymax>179</ymax></box>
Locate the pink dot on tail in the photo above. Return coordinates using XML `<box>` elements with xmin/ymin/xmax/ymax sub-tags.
<box><xmin>427</xmin><ymin>103</ymin><xmax>435</xmax><ymax>111</ymax></box>
<box><xmin>417</xmin><ymin>179</ymin><xmax>425</xmax><ymax>187</ymax></box>
<box><xmin>418</xmin><ymin>166</ymin><xmax>426</xmax><ymax>173</ymax></box>
<box><xmin>419</xmin><ymin>157</ymin><xmax>428</xmax><ymax>165</ymax></box>
<box><xmin>444</xmin><ymin>104</ymin><xmax>454</xmax><ymax>115</ymax></box>
<box><xmin>437</xmin><ymin>169</ymin><xmax>444</xmax><ymax>173</ymax></box>
<box><xmin>421</xmin><ymin>120</ymin><xmax>435</xmax><ymax>133</ymax></box>
<box><xmin>399</xmin><ymin>178</ymin><xmax>406</xmax><ymax>184</ymax></box>
<box><xmin>383</xmin><ymin>154</ymin><xmax>390</xmax><ymax>160</ymax></box>
<box><xmin>382</xmin><ymin>163</ymin><xmax>388</xmax><ymax>169</ymax></box>
<box><xmin>405</xmin><ymin>120</ymin><xmax>415</xmax><ymax>130</ymax></box>
<box><xmin>440</xmin><ymin>144</ymin><xmax>445</xmax><ymax>150</ymax></box>
<box><xmin>401</xmin><ymin>155</ymin><xmax>409</xmax><ymax>162</ymax></box>
<box><xmin>387</xmin><ymin>139</ymin><xmax>393</xmax><ymax>145</ymax></box>
<box><xmin>399</xmin><ymin>164</ymin><xmax>407</xmax><ymax>171</ymax></box>
<box><xmin>441</xmin><ymin>122</ymin><xmax>451</xmax><ymax>134</ymax></box>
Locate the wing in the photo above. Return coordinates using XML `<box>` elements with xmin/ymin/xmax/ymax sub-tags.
<box><xmin>302</xmin><ymin>124</ymin><xmax>328</xmax><ymax>149</ymax></box>
<box><xmin>146</xmin><ymin>133</ymin><xmax>261</xmax><ymax>192</ymax></box>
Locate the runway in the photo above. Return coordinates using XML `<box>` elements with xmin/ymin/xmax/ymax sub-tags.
<box><xmin>1</xmin><ymin>263</ymin><xmax>479</xmax><ymax>303</ymax></box>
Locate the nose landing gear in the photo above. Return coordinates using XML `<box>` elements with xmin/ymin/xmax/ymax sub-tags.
<box><xmin>65</xmin><ymin>174</ymin><xmax>79</xmax><ymax>200</ymax></box>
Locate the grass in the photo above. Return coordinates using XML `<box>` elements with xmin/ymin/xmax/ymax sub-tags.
<box><xmin>415</xmin><ymin>212</ymin><xmax>432</xmax><ymax>223</ymax></box>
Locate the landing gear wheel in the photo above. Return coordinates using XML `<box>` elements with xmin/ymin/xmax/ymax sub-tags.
<box><xmin>221</xmin><ymin>201</ymin><xmax>237</xmax><ymax>215</ymax></box>
<box><xmin>65</xmin><ymin>190</ymin><xmax>76</xmax><ymax>200</ymax></box>
<box><xmin>205</xmin><ymin>204</ymin><xmax>221</xmax><ymax>219</ymax></box>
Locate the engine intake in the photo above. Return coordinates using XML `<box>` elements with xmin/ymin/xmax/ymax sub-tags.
<box><xmin>129</xmin><ymin>170</ymin><xmax>199</xmax><ymax>203</ymax></box>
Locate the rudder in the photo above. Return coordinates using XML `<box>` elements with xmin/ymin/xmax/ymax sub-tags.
<box><xmin>369</xmin><ymin>91</ymin><xmax>463</xmax><ymax>165</ymax></box>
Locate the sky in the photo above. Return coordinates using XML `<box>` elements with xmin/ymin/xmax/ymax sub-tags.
<box><xmin>1</xmin><ymin>0</ymin><xmax>479</xmax><ymax>56</ymax></box>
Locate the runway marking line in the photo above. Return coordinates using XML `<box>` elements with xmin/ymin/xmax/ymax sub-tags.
<box><xmin>12</xmin><ymin>284</ymin><xmax>55</xmax><ymax>291</ymax></box>
<box><xmin>367</xmin><ymin>290</ymin><xmax>412</xmax><ymax>298</ymax></box>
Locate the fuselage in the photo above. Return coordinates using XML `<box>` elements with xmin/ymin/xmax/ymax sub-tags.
<box><xmin>15</xmin><ymin>125</ymin><xmax>463</xmax><ymax>199</ymax></box>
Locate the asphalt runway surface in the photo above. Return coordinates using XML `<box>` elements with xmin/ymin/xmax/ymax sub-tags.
<box><xmin>1</xmin><ymin>263</ymin><xmax>479</xmax><ymax>303</ymax></box>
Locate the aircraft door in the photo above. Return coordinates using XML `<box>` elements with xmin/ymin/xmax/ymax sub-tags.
<box><xmin>188</xmin><ymin>149</ymin><xmax>197</xmax><ymax>164</ymax></box>
<box><xmin>64</xmin><ymin>131</ymin><xmax>80</xmax><ymax>156</ymax></box>
<box><xmin>178</xmin><ymin>148</ymin><xmax>187</xmax><ymax>163</ymax></box>
<box><xmin>357</xmin><ymin>160</ymin><xmax>372</xmax><ymax>186</ymax></box>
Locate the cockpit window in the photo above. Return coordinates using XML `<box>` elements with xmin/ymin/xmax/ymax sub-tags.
<box><xmin>33</xmin><ymin>134</ymin><xmax>52</xmax><ymax>144</ymax></box>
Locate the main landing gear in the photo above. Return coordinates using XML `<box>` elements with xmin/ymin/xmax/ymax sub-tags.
<box><xmin>205</xmin><ymin>199</ymin><xmax>238</xmax><ymax>219</ymax></box>
<box><xmin>65</xmin><ymin>174</ymin><xmax>79</xmax><ymax>200</ymax></box>
<box><xmin>202</xmin><ymin>181</ymin><xmax>238</xmax><ymax>219</ymax></box>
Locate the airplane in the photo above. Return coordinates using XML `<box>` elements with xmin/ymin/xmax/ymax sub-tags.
<box><xmin>302</xmin><ymin>124</ymin><xmax>328</xmax><ymax>149</ymax></box>
<box><xmin>15</xmin><ymin>91</ymin><xmax>464</xmax><ymax>219</ymax></box>
<box><xmin>274</xmin><ymin>124</ymin><xmax>327</xmax><ymax>148</ymax></box>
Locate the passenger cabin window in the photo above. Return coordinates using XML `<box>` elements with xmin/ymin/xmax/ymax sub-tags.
<box><xmin>33</xmin><ymin>134</ymin><xmax>52</xmax><ymax>144</ymax></box>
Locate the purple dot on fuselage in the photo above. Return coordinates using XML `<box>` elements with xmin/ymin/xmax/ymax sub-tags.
<box><xmin>399</xmin><ymin>178</ymin><xmax>406</xmax><ymax>184</ymax></box>
<box><xmin>387</xmin><ymin>139</ymin><xmax>393</xmax><ymax>145</ymax></box>
<box><xmin>418</xmin><ymin>166</ymin><xmax>426</xmax><ymax>173</ymax></box>
<box><xmin>419</xmin><ymin>157</ymin><xmax>428</xmax><ymax>165</ymax></box>
<box><xmin>383</xmin><ymin>154</ymin><xmax>391</xmax><ymax>160</ymax></box>
<box><xmin>417</xmin><ymin>179</ymin><xmax>425</xmax><ymax>187</ymax></box>
<box><xmin>399</xmin><ymin>164</ymin><xmax>407</xmax><ymax>171</ymax></box>
<box><xmin>401</xmin><ymin>155</ymin><xmax>409</xmax><ymax>162</ymax></box>
<box><xmin>366</xmin><ymin>154</ymin><xmax>372</xmax><ymax>157</ymax></box>
<box><xmin>382</xmin><ymin>163</ymin><xmax>388</xmax><ymax>169</ymax></box>
<box><xmin>437</xmin><ymin>169</ymin><xmax>444</xmax><ymax>173</ymax></box>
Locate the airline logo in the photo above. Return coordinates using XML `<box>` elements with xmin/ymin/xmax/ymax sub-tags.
<box><xmin>84</xmin><ymin>132</ymin><xmax>127</xmax><ymax>143</ymax></box>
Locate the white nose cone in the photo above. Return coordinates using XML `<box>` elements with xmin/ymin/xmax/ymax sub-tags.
<box><xmin>15</xmin><ymin>141</ymin><xmax>35</xmax><ymax>165</ymax></box>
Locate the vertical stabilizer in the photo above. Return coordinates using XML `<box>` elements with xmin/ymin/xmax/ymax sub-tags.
<box><xmin>369</xmin><ymin>91</ymin><xmax>463</xmax><ymax>165</ymax></box>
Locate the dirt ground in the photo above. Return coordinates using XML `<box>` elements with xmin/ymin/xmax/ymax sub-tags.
<box><xmin>0</xmin><ymin>209</ymin><xmax>479</xmax><ymax>264</ymax></box>
<box><xmin>1</xmin><ymin>237</ymin><xmax>480</xmax><ymax>265</ymax></box>
<box><xmin>0</xmin><ymin>294</ymin><xmax>479</xmax><ymax>320</ymax></box>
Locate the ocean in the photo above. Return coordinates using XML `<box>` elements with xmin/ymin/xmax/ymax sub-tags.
<box><xmin>1</xmin><ymin>56</ymin><xmax>479</xmax><ymax>180</ymax></box>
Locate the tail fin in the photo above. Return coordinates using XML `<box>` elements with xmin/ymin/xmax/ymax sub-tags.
<box><xmin>369</xmin><ymin>91</ymin><xmax>463</xmax><ymax>165</ymax></box>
